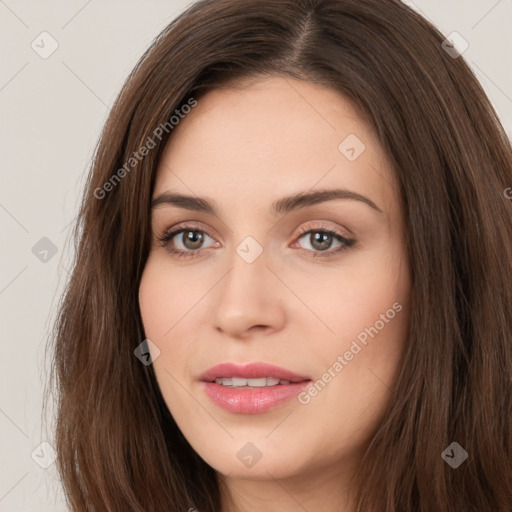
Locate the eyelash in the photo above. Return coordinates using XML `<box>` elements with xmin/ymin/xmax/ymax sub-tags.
<box><xmin>155</xmin><ymin>223</ymin><xmax>355</xmax><ymax>260</ymax></box>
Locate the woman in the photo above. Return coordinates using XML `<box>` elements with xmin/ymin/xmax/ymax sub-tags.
<box><xmin>46</xmin><ymin>0</ymin><xmax>512</xmax><ymax>510</ymax></box>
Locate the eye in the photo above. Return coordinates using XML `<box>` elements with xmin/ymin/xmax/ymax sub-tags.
<box><xmin>294</xmin><ymin>224</ymin><xmax>355</xmax><ymax>257</ymax></box>
<box><xmin>156</xmin><ymin>223</ymin><xmax>217</xmax><ymax>259</ymax></box>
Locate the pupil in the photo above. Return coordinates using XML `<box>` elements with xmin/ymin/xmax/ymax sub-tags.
<box><xmin>311</xmin><ymin>232</ymin><xmax>331</xmax><ymax>251</ymax></box>
<box><xmin>184</xmin><ymin>230</ymin><xmax>203</xmax><ymax>249</ymax></box>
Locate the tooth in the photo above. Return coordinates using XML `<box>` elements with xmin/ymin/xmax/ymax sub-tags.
<box><xmin>216</xmin><ymin>377</ymin><xmax>290</xmax><ymax>387</ymax></box>
<box><xmin>246</xmin><ymin>378</ymin><xmax>268</xmax><ymax>387</ymax></box>
<box><xmin>231</xmin><ymin>377</ymin><xmax>247</xmax><ymax>387</ymax></box>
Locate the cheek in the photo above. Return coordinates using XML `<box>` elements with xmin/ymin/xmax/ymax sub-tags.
<box><xmin>138</xmin><ymin>253</ymin><xmax>214</xmax><ymax>382</ymax></box>
<box><xmin>139</xmin><ymin>266</ymin><xmax>167</xmax><ymax>339</ymax></box>
<box><xmin>283</xmin><ymin>242</ymin><xmax>410</xmax><ymax>348</ymax></box>
<box><xmin>138</xmin><ymin>259</ymin><xmax>191</xmax><ymax>406</ymax></box>
<box><xmin>138</xmin><ymin>257</ymin><xmax>185</xmax><ymax>375</ymax></box>
<box><xmin>295</xmin><ymin>279</ymin><xmax>410</xmax><ymax>454</ymax></box>
<box><xmin>304</xmin><ymin>244</ymin><xmax>410</xmax><ymax>409</ymax></box>
<box><xmin>138</xmin><ymin>253</ymin><xmax>203</xmax><ymax>339</ymax></box>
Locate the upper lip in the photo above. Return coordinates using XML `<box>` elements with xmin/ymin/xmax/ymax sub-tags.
<box><xmin>199</xmin><ymin>362</ymin><xmax>311</xmax><ymax>383</ymax></box>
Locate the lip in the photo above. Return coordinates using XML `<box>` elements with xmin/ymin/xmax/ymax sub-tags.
<box><xmin>199</xmin><ymin>362</ymin><xmax>311</xmax><ymax>382</ymax></box>
<box><xmin>199</xmin><ymin>362</ymin><xmax>312</xmax><ymax>414</ymax></box>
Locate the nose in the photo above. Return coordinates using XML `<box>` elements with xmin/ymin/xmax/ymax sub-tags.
<box><xmin>212</xmin><ymin>247</ymin><xmax>286</xmax><ymax>339</ymax></box>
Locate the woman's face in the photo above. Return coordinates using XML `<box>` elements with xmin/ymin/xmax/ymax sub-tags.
<box><xmin>139</xmin><ymin>75</ymin><xmax>411</xmax><ymax>482</ymax></box>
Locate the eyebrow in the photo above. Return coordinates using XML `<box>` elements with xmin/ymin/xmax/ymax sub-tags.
<box><xmin>151</xmin><ymin>188</ymin><xmax>383</xmax><ymax>215</ymax></box>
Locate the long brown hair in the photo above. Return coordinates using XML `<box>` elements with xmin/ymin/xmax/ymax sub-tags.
<box><xmin>44</xmin><ymin>0</ymin><xmax>512</xmax><ymax>510</ymax></box>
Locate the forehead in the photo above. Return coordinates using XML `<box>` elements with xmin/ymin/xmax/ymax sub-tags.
<box><xmin>154</xmin><ymin>76</ymin><xmax>399</xmax><ymax>217</ymax></box>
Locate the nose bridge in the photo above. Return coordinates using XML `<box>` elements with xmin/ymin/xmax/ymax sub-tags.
<box><xmin>221</xmin><ymin>239</ymin><xmax>271</xmax><ymax>308</ymax></box>
<box><xmin>212</xmin><ymin>238</ymin><xmax>286</xmax><ymax>337</ymax></box>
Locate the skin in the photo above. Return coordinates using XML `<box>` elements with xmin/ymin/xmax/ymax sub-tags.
<box><xmin>138</xmin><ymin>75</ymin><xmax>411</xmax><ymax>512</ymax></box>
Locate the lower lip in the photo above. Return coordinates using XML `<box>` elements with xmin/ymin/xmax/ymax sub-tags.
<box><xmin>201</xmin><ymin>381</ymin><xmax>311</xmax><ymax>414</ymax></box>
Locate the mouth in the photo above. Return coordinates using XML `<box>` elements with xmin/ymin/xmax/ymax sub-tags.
<box><xmin>199</xmin><ymin>362</ymin><xmax>311</xmax><ymax>383</ymax></box>
<box><xmin>199</xmin><ymin>362</ymin><xmax>312</xmax><ymax>414</ymax></box>
<box><xmin>209</xmin><ymin>377</ymin><xmax>297</xmax><ymax>388</ymax></box>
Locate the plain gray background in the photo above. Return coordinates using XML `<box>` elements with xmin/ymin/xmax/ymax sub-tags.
<box><xmin>1</xmin><ymin>1</ymin><xmax>511</xmax><ymax>510</ymax></box>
